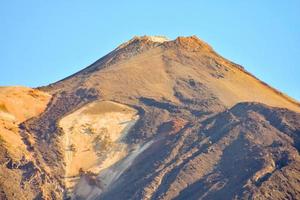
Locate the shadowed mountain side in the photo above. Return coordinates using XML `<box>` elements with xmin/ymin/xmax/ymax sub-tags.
<box><xmin>99</xmin><ymin>102</ymin><xmax>300</xmax><ymax>200</ymax></box>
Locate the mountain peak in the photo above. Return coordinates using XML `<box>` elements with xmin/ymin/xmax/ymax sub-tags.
<box><xmin>116</xmin><ymin>35</ymin><xmax>212</xmax><ymax>53</ymax></box>
<box><xmin>138</xmin><ymin>35</ymin><xmax>170</xmax><ymax>43</ymax></box>
<box><xmin>175</xmin><ymin>35</ymin><xmax>209</xmax><ymax>46</ymax></box>
<box><xmin>168</xmin><ymin>35</ymin><xmax>213</xmax><ymax>51</ymax></box>
<box><xmin>116</xmin><ymin>35</ymin><xmax>169</xmax><ymax>51</ymax></box>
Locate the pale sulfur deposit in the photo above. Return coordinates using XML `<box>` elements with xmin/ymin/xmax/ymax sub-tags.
<box><xmin>59</xmin><ymin>101</ymin><xmax>140</xmax><ymax>195</ymax></box>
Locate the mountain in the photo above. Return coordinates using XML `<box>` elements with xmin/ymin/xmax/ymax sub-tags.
<box><xmin>0</xmin><ymin>36</ymin><xmax>300</xmax><ymax>200</ymax></box>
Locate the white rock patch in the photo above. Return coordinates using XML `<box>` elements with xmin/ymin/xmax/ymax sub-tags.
<box><xmin>59</xmin><ymin>101</ymin><xmax>140</xmax><ymax>196</ymax></box>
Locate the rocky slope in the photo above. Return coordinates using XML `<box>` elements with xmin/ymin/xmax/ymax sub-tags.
<box><xmin>0</xmin><ymin>36</ymin><xmax>300</xmax><ymax>200</ymax></box>
<box><xmin>0</xmin><ymin>87</ymin><xmax>58</xmax><ymax>199</ymax></box>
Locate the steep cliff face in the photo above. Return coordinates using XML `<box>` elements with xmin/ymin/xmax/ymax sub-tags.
<box><xmin>1</xmin><ymin>36</ymin><xmax>300</xmax><ymax>200</ymax></box>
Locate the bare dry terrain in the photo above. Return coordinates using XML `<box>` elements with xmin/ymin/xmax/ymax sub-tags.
<box><xmin>0</xmin><ymin>36</ymin><xmax>300</xmax><ymax>200</ymax></box>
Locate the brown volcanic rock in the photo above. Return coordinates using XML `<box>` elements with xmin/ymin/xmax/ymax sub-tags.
<box><xmin>0</xmin><ymin>36</ymin><xmax>300</xmax><ymax>199</ymax></box>
<box><xmin>0</xmin><ymin>87</ymin><xmax>62</xmax><ymax>200</ymax></box>
<box><xmin>100</xmin><ymin>103</ymin><xmax>300</xmax><ymax>200</ymax></box>
<box><xmin>42</xmin><ymin>36</ymin><xmax>300</xmax><ymax>114</ymax></box>
<box><xmin>158</xmin><ymin>118</ymin><xmax>188</xmax><ymax>135</ymax></box>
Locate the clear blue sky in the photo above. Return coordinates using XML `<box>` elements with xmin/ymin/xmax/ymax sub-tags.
<box><xmin>1</xmin><ymin>1</ymin><xmax>299</xmax><ymax>100</ymax></box>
